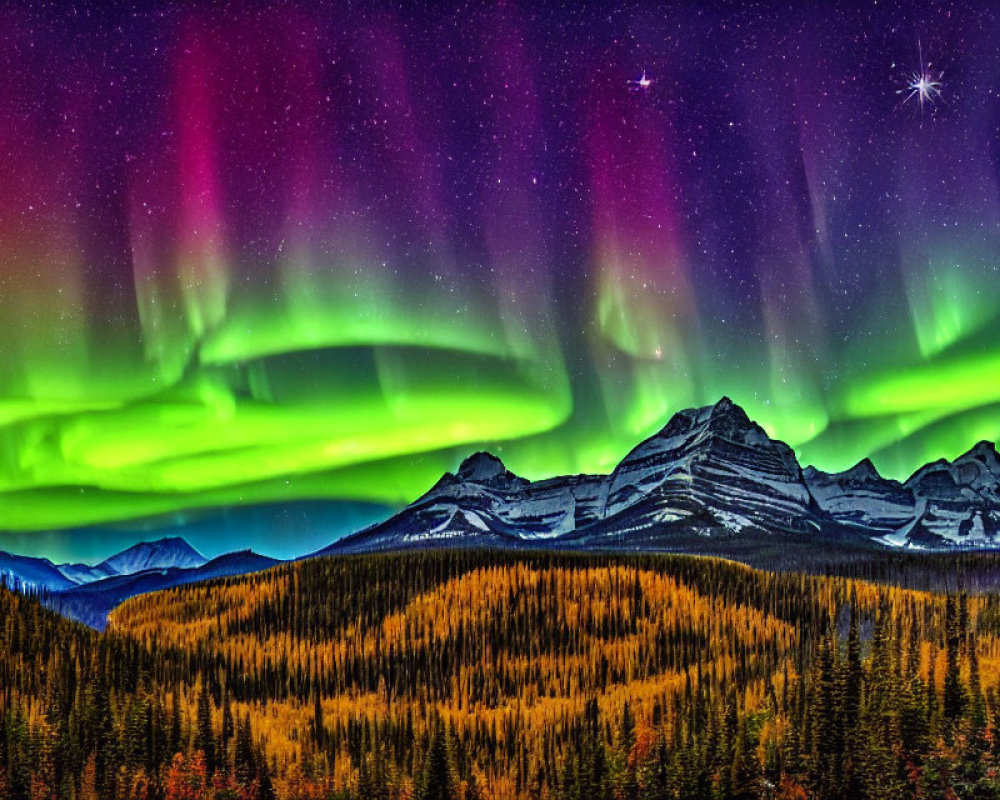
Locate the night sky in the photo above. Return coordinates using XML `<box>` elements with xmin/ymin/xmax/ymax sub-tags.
<box><xmin>3</xmin><ymin>2</ymin><xmax>1000</xmax><ymax>560</ymax></box>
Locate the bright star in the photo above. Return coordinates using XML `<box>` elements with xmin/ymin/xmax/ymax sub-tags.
<box><xmin>897</xmin><ymin>41</ymin><xmax>943</xmax><ymax>112</ymax></box>
<box><xmin>628</xmin><ymin>71</ymin><xmax>652</xmax><ymax>91</ymax></box>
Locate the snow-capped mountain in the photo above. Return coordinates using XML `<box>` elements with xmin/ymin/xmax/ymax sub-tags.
<box><xmin>895</xmin><ymin>442</ymin><xmax>1000</xmax><ymax>548</ymax></box>
<box><xmin>96</xmin><ymin>537</ymin><xmax>207</xmax><ymax>575</ymax></box>
<box><xmin>56</xmin><ymin>561</ymin><xmax>118</xmax><ymax>585</ymax></box>
<box><xmin>0</xmin><ymin>536</ymin><xmax>278</xmax><ymax>628</ymax></box>
<box><xmin>314</xmin><ymin>450</ymin><xmax>606</xmax><ymax>554</ymax></box>
<box><xmin>0</xmin><ymin>551</ymin><xmax>77</xmax><ymax>592</ymax></box>
<box><xmin>586</xmin><ymin>398</ymin><xmax>820</xmax><ymax>542</ymax></box>
<box><xmin>57</xmin><ymin>550</ymin><xmax>281</xmax><ymax>630</ymax></box>
<box><xmin>0</xmin><ymin>537</ymin><xmax>206</xmax><ymax>595</ymax></box>
<box><xmin>326</xmin><ymin>397</ymin><xmax>1000</xmax><ymax>553</ymax></box>
<box><xmin>802</xmin><ymin>459</ymin><xmax>916</xmax><ymax>537</ymax></box>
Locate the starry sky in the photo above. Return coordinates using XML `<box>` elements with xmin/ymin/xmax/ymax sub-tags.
<box><xmin>3</xmin><ymin>2</ymin><xmax>1000</xmax><ymax>560</ymax></box>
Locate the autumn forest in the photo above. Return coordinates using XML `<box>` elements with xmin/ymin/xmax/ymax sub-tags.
<box><xmin>5</xmin><ymin>549</ymin><xmax>1000</xmax><ymax>799</ymax></box>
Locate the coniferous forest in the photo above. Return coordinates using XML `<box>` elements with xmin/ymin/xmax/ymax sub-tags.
<box><xmin>6</xmin><ymin>550</ymin><xmax>1000</xmax><ymax>799</ymax></box>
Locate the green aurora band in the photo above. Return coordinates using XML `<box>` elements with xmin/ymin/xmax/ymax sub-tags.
<box><xmin>2</xmin><ymin>6</ymin><xmax>1000</xmax><ymax>539</ymax></box>
<box><xmin>4</xmin><ymin>249</ymin><xmax>1000</xmax><ymax>533</ymax></box>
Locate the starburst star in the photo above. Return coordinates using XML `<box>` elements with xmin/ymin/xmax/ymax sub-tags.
<box><xmin>628</xmin><ymin>71</ymin><xmax>652</xmax><ymax>91</ymax></box>
<box><xmin>897</xmin><ymin>41</ymin><xmax>943</xmax><ymax>112</ymax></box>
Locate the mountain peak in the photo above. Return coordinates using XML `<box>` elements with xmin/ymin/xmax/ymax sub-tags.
<box><xmin>961</xmin><ymin>440</ymin><xmax>999</xmax><ymax>464</ymax></box>
<box><xmin>802</xmin><ymin>457</ymin><xmax>884</xmax><ymax>485</ymax></box>
<box><xmin>706</xmin><ymin>395</ymin><xmax>753</xmax><ymax>428</ymax></box>
<box><xmin>99</xmin><ymin>537</ymin><xmax>206</xmax><ymax>575</ymax></box>
<box><xmin>653</xmin><ymin>396</ymin><xmax>753</xmax><ymax>438</ymax></box>
<box><xmin>151</xmin><ymin>536</ymin><xmax>191</xmax><ymax>547</ymax></box>
<box><xmin>626</xmin><ymin>397</ymin><xmax>778</xmax><ymax>468</ymax></box>
<box><xmin>457</xmin><ymin>452</ymin><xmax>509</xmax><ymax>483</ymax></box>
<box><xmin>845</xmin><ymin>457</ymin><xmax>881</xmax><ymax>481</ymax></box>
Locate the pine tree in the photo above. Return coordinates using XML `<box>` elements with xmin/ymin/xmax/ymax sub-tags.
<box><xmin>91</xmin><ymin>652</ymin><xmax>115</xmax><ymax>800</ymax></box>
<box><xmin>967</xmin><ymin>633</ymin><xmax>986</xmax><ymax>747</ymax></box>
<box><xmin>419</xmin><ymin>721</ymin><xmax>454</xmax><ymax>800</ymax></box>
<box><xmin>312</xmin><ymin>688</ymin><xmax>325</xmax><ymax>749</ymax></box>
<box><xmin>78</xmin><ymin>754</ymin><xmax>98</xmax><ymax>800</ymax></box>
<box><xmin>220</xmin><ymin>686</ymin><xmax>234</xmax><ymax>771</ymax></box>
<box><xmin>256</xmin><ymin>748</ymin><xmax>276</xmax><ymax>800</ymax></box>
<box><xmin>858</xmin><ymin>601</ymin><xmax>905</xmax><ymax>800</ymax></box>
<box><xmin>637</xmin><ymin>735</ymin><xmax>669</xmax><ymax>800</ymax></box>
<box><xmin>943</xmin><ymin>594</ymin><xmax>965</xmax><ymax>729</ymax></box>
<box><xmin>195</xmin><ymin>684</ymin><xmax>216</xmax><ymax>775</ymax></box>
<box><xmin>729</xmin><ymin>718</ymin><xmax>762</xmax><ymax>800</ymax></box>
<box><xmin>926</xmin><ymin>644</ymin><xmax>939</xmax><ymax>738</ymax></box>
<box><xmin>465</xmin><ymin>772</ymin><xmax>483</xmax><ymax>800</ymax></box>
<box><xmin>841</xmin><ymin>600</ymin><xmax>863</xmax><ymax>797</ymax></box>
<box><xmin>169</xmin><ymin>690</ymin><xmax>182</xmax><ymax>758</ymax></box>
<box><xmin>612</xmin><ymin>702</ymin><xmax>637</xmax><ymax>800</ymax></box>
<box><xmin>811</xmin><ymin>628</ymin><xmax>840</xmax><ymax>800</ymax></box>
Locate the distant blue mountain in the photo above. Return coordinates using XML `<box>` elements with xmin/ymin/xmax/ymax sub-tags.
<box><xmin>0</xmin><ymin>551</ymin><xmax>76</xmax><ymax>592</ymax></box>
<box><xmin>29</xmin><ymin>500</ymin><xmax>394</xmax><ymax>564</ymax></box>
<box><xmin>0</xmin><ymin>537</ymin><xmax>279</xmax><ymax>629</ymax></box>
<box><xmin>97</xmin><ymin>536</ymin><xmax>206</xmax><ymax>575</ymax></box>
<box><xmin>56</xmin><ymin>561</ymin><xmax>117</xmax><ymax>585</ymax></box>
<box><xmin>51</xmin><ymin>537</ymin><xmax>206</xmax><ymax>585</ymax></box>
<box><xmin>49</xmin><ymin>550</ymin><xmax>281</xmax><ymax>630</ymax></box>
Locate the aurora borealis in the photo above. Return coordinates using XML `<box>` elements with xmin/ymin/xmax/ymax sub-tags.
<box><xmin>3</xmin><ymin>3</ymin><xmax>1000</xmax><ymax>559</ymax></box>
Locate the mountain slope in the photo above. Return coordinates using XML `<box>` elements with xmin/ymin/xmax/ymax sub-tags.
<box><xmin>56</xmin><ymin>561</ymin><xmax>118</xmax><ymax>584</ymax></box>
<box><xmin>575</xmin><ymin>397</ymin><xmax>822</xmax><ymax>545</ymax></box>
<box><xmin>326</xmin><ymin>398</ymin><xmax>1000</xmax><ymax>554</ymax></box>
<box><xmin>0</xmin><ymin>551</ymin><xmax>76</xmax><ymax>591</ymax></box>
<box><xmin>321</xmin><ymin>449</ymin><xmax>607</xmax><ymax>555</ymax></box>
<box><xmin>51</xmin><ymin>550</ymin><xmax>280</xmax><ymax>629</ymax></box>
<box><xmin>97</xmin><ymin>536</ymin><xmax>207</xmax><ymax>574</ymax></box>
<box><xmin>802</xmin><ymin>459</ymin><xmax>916</xmax><ymax>537</ymax></box>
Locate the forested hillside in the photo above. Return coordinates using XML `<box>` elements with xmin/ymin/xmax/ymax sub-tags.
<box><xmin>6</xmin><ymin>550</ymin><xmax>1000</xmax><ymax>798</ymax></box>
<box><xmin>0</xmin><ymin>586</ymin><xmax>274</xmax><ymax>799</ymax></box>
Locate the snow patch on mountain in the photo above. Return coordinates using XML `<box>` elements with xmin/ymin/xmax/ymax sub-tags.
<box><xmin>98</xmin><ymin>537</ymin><xmax>207</xmax><ymax>575</ymax></box>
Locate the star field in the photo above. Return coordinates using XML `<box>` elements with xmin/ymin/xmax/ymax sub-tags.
<box><xmin>2</xmin><ymin>3</ymin><xmax>1000</xmax><ymax>556</ymax></box>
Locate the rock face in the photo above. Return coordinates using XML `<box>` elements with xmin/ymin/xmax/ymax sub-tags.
<box><xmin>593</xmin><ymin>397</ymin><xmax>818</xmax><ymax>539</ymax></box>
<box><xmin>327</xmin><ymin>398</ymin><xmax>1000</xmax><ymax>554</ymax></box>
<box><xmin>802</xmin><ymin>459</ymin><xmax>916</xmax><ymax>538</ymax></box>
<box><xmin>319</xmin><ymin>452</ymin><xmax>602</xmax><ymax>553</ymax></box>
<box><xmin>897</xmin><ymin>442</ymin><xmax>1000</xmax><ymax>548</ymax></box>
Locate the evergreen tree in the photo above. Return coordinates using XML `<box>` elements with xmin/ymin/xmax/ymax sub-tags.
<box><xmin>419</xmin><ymin>721</ymin><xmax>454</xmax><ymax>800</ymax></box>
<box><xmin>312</xmin><ymin>688</ymin><xmax>325</xmax><ymax>749</ymax></box>
<box><xmin>811</xmin><ymin>628</ymin><xmax>840</xmax><ymax>799</ymax></box>
<box><xmin>612</xmin><ymin>702</ymin><xmax>637</xmax><ymax>800</ymax></box>
<box><xmin>943</xmin><ymin>594</ymin><xmax>965</xmax><ymax>729</ymax></box>
<box><xmin>465</xmin><ymin>771</ymin><xmax>482</xmax><ymax>800</ymax></box>
<box><xmin>841</xmin><ymin>600</ymin><xmax>864</xmax><ymax>797</ymax></box>
<box><xmin>966</xmin><ymin>633</ymin><xmax>987</xmax><ymax>752</ymax></box>
<box><xmin>195</xmin><ymin>684</ymin><xmax>216</xmax><ymax>775</ymax></box>
<box><xmin>729</xmin><ymin>718</ymin><xmax>762</xmax><ymax>800</ymax></box>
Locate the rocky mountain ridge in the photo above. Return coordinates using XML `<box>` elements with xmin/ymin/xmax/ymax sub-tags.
<box><xmin>326</xmin><ymin>398</ymin><xmax>1000</xmax><ymax>554</ymax></box>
